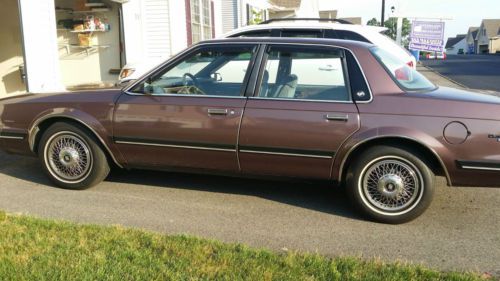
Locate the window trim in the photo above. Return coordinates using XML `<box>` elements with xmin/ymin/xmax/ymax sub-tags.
<box><xmin>251</xmin><ymin>43</ymin><xmax>353</xmax><ymax>103</ymax></box>
<box><xmin>124</xmin><ymin>42</ymin><xmax>373</xmax><ymax>103</ymax></box>
<box><xmin>124</xmin><ymin>43</ymin><xmax>260</xmax><ymax>98</ymax></box>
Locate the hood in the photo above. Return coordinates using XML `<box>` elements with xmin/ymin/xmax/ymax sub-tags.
<box><xmin>0</xmin><ymin>89</ymin><xmax>123</xmax><ymax>106</ymax></box>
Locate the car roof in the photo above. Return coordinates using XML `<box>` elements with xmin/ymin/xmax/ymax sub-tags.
<box><xmin>222</xmin><ymin>22</ymin><xmax>388</xmax><ymax>38</ymax></box>
<box><xmin>196</xmin><ymin>36</ymin><xmax>375</xmax><ymax>50</ymax></box>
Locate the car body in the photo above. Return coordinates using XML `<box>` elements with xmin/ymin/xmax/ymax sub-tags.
<box><xmin>118</xmin><ymin>19</ymin><xmax>416</xmax><ymax>85</ymax></box>
<box><xmin>426</xmin><ymin>51</ymin><xmax>447</xmax><ymax>60</ymax></box>
<box><xmin>2</xmin><ymin>37</ymin><xmax>500</xmax><ymax>224</ymax></box>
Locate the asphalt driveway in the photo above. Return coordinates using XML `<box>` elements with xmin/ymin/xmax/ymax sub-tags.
<box><xmin>421</xmin><ymin>54</ymin><xmax>500</xmax><ymax>93</ymax></box>
<box><xmin>0</xmin><ymin>151</ymin><xmax>499</xmax><ymax>276</ymax></box>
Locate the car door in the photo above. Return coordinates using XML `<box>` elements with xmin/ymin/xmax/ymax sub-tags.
<box><xmin>238</xmin><ymin>44</ymin><xmax>360</xmax><ymax>179</ymax></box>
<box><xmin>113</xmin><ymin>43</ymin><xmax>258</xmax><ymax>172</ymax></box>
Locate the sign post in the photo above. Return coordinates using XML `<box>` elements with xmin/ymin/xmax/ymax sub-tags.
<box><xmin>409</xmin><ymin>21</ymin><xmax>446</xmax><ymax>52</ymax></box>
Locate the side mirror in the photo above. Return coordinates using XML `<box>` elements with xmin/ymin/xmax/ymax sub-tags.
<box><xmin>211</xmin><ymin>72</ymin><xmax>222</xmax><ymax>81</ymax></box>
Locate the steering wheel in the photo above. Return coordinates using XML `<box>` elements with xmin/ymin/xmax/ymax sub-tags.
<box><xmin>182</xmin><ymin>73</ymin><xmax>199</xmax><ymax>88</ymax></box>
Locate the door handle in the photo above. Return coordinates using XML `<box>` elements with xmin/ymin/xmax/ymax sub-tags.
<box><xmin>208</xmin><ymin>108</ymin><xmax>229</xmax><ymax>116</ymax></box>
<box><xmin>325</xmin><ymin>114</ymin><xmax>349</xmax><ymax>122</ymax></box>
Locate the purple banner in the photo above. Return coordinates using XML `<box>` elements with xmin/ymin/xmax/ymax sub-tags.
<box><xmin>409</xmin><ymin>21</ymin><xmax>445</xmax><ymax>52</ymax></box>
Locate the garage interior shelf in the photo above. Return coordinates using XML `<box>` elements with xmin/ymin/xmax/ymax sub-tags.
<box><xmin>58</xmin><ymin>44</ymin><xmax>111</xmax><ymax>56</ymax></box>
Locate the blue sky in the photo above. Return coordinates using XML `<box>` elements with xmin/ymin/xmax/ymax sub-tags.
<box><xmin>318</xmin><ymin>0</ymin><xmax>500</xmax><ymax>39</ymax></box>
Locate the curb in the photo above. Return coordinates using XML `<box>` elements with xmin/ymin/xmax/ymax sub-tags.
<box><xmin>419</xmin><ymin>64</ymin><xmax>469</xmax><ymax>89</ymax></box>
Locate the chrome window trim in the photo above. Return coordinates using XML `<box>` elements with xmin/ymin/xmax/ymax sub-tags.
<box><xmin>248</xmin><ymin>96</ymin><xmax>352</xmax><ymax>104</ymax></box>
<box><xmin>115</xmin><ymin>140</ymin><xmax>236</xmax><ymax>152</ymax></box>
<box><xmin>28</xmin><ymin>114</ymin><xmax>123</xmax><ymax>168</ymax></box>
<box><xmin>123</xmin><ymin>41</ymin><xmax>373</xmax><ymax>104</ymax></box>
<box><xmin>239</xmin><ymin>149</ymin><xmax>333</xmax><ymax>159</ymax></box>
<box><xmin>0</xmin><ymin>135</ymin><xmax>25</xmax><ymax>140</ymax></box>
<box><xmin>460</xmin><ymin>165</ymin><xmax>500</xmax><ymax>172</ymax></box>
<box><xmin>123</xmin><ymin>92</ymin><xmax>247</xmax><ymax>99</ymax></box>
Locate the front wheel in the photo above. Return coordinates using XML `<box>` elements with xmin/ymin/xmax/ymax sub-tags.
<box><xmin>346</xmin><ymin>145</ymin><xmax>435</xmax><ymax>224</ymax></box>
<box><xmin>38</xmin><ymin>122</ymin><xmax>110</xmax><ymax>190</ymax></box>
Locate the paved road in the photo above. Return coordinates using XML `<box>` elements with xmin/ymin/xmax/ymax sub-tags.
<box><xmin>1</xmin><ymin>151</ymin><xmax>499</xmax><ymax>275</ymax></box>
<box><xmin>421</xmin><ymin>55</ymin><xmax>500</xmax><ymax>93</ymax></box>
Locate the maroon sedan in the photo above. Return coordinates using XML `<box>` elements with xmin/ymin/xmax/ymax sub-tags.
<box><xmin>1</xmin><ymin>38</ymin><xmax>499</xmax><ymax>223</ymax></box>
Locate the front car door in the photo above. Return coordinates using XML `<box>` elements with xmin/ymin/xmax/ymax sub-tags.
<box><xmin>238</xmin><ymin>44</ymin><xmax>360</xmax><ymax>179</ymax></box>
<box><xmin>114</xmin><ymin>43</ymin><xmax>258</xmax><ymax>172</ymax></box>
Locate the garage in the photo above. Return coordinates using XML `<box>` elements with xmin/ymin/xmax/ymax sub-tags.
<box><xmin>0</xmin><ymin>0</ymin><xmax>177</xmax><ymax>97</ymax></box>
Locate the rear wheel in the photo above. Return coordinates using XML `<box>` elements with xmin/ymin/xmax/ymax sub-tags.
<box><xmin>346</xmin><ymin>145</ymin><xmax>435</xmax><ymax>224</ymax></box>
<box><xmin>38</xmin><ymin>122</ymin><xmax>110</xmax><ymax>189</ymax></box>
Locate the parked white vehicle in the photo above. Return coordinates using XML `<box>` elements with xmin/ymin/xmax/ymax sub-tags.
<box><xmin>118</xmin><ymin>18</ymin><xmax>417</xmax><ymax>85</ymax></box>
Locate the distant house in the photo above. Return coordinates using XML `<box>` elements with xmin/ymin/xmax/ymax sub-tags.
<box><xmin>445</xmin><ymin>34</ymin><xmax>467</xmax><ymax>55</ymax></box>
<box><xmin>475</xmin><ymin>19</ymin><xmax>500</xmax><ymax>54</ymax></box>
<box><xmin>465</xmin><ymin>27</ymin><xmax>479</xmax><ymax>54</ymax></box>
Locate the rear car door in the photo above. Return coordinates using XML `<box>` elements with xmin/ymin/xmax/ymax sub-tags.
<box><xmin>114</xmin><ymin>44</ymin><xmax>258</xmax><ymax>172</ymax></box>
<box><xmin>238</xmin><ymin>44</ymin><xmax>360</xmax><ymax>179</ymax></box>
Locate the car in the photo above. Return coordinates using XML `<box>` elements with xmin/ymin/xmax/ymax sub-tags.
<box><xmin>426</xmin><ymin>51</ymin><xmax>447</xmax><ymax>60</ymax></box>
<box><xmin>118</xmin><ymin>18</ymin><xmax>416</xmax><ymax>85</ymax></box>
<box><xmin>2</xmin><ymin>37</ymin><xmax>500</xmax><ymax>224</ymax></box>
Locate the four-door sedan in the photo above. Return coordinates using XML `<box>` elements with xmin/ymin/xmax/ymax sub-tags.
<box><xmin>1</xmin><ymin>37</ymin><xmax>500</xmax><ymax>224</ymax></box>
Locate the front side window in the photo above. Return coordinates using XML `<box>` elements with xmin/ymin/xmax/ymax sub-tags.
<box><xmin>130</xmin><ymin>45</ymin><xmax>256</xmax><ymax>97</ymax></box>
<box><xmin>370</xmin><ymin>46</ymin><xmax>436</xmax><ymax>91</ymax></box>
<box><xmin>257</xmin><ymin>46</ymin><xmax>350</xmax><ymax>101</ymax></box>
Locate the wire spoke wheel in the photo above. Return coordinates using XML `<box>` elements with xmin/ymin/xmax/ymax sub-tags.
<box><xmin>361</xmin><ymin>157</ymin><xmax>423</xmax><ymax>214</ymax></box>
<box><xmin>45</xmin><ymin>132</ymin><xmax>93</xmax><ymax>183</ymax></box>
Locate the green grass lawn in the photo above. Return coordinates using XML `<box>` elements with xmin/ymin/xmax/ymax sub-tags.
<box><xmin>0</xmin><ymin>211</ymin><xmax>490</xmax><ymax>281</ymax></box>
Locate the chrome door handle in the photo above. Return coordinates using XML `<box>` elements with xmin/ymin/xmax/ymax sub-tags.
<box><xmin>208</xmin><ymin>108</ymin><xmax>229</xmax><ymax>116</ymax></box>
<box><xmin>325</xmin><ymin>114</ymin><xmax>349</xmax><ymax>122</ymax></box>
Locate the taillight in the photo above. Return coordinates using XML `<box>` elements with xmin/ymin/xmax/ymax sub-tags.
<box><xmin>407</xmin><ymin>61</ymin><xmax>414</xmax><ymax>68</ymax></box>
<box><xmin>443</xmin><ymin>53</ymin><xmax>447</xmax><ymax>59</ymax></box>
<box><xmin>395</xmin><ymin>67</ymin><xmax>411</xmax><ymax>81</ymax></box>
<box><xmin>426</xmin><ymin>54</ymin><xmax>430</xmax><ymax>59</ymax></box>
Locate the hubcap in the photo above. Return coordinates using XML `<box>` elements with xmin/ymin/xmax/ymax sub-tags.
<box><xmin>361</xmin><ymin>158</ymin><xmax>422</xmax><ymax>213</ymax></box>
<box><xmin>46</xmin><ymin>132</ymin><xmax>92</xmax><ymax>182</ymax></box>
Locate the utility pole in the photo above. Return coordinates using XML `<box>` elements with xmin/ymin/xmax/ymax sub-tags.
<box><xmin>381</xmin><ymin>0</ymin><xmax>386</xmax><ymax>26</ymax></box>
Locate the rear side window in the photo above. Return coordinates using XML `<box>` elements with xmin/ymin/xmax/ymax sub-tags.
<box><xmin>370</xmin><ymin>47</ymin><xmax>436</xmax><ymax>91</ymax></box>
<box><xmin>333</xmin><ymin>30</ymin><xmax>370</xmax><ymax>43</ymax></box>
<box><xmin>257</xmin><ymin>45</ymin><xmax>350</xmax><ymax>101</ymax></box>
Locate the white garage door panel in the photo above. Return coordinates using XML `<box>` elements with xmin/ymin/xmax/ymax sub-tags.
<box><xmin>142</xmin><ymin>0</ymin><xmax>171</xmax><ymax>60</ymax></box>
<box><xmin>18</xmin><ymin>0</ymin><xmax>64</xmax><ymax>92</ymax></box>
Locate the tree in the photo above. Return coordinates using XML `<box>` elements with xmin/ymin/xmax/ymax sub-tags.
<box><xmin>367</xmin><ymin>18</ymin><xmax>380</xmax><ymax>27</ymax></box>
<box><xmin>367</xmin><ymin>17</ymin><xmax>411</xmax><ymax>47</ymax></box>
<box><xmin>383</xmin><ymin>17</ymin><xmax>411</xmax><ymax>43</ymax></box>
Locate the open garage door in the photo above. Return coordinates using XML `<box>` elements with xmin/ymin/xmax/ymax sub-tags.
<box><xmin>0</xmin><ymin>0</ymin><xmax>26</xmax><ymax>98</ymax></box>
<box><xmin>18</xmin><ymin>0</ymin><xmax>64</xmax><ymax>93</ymax></box>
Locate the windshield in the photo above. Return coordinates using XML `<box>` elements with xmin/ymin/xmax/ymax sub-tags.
<box><xmin>370</xmin><ymin>46</ymin><xmax>436</xmax><ymax>91</ymax></box>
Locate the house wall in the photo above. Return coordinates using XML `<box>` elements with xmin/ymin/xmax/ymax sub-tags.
<box><xmin>446</xmin><ymin>38</ymin><xmax>468</xmax><ymax>55</ymax></box>
<box><xmin>491</xmin><ymin>38</ymin><xmax>500</xmax><ymax>53</ymax></box>
<box><xmin>0</xmin><ymin>0</ymin><xmax>25</xmax><ymax>97</ymax></box>
<box><xmin>476</xmin><ymin>24</ymin><xmax>490</xmax><ymax>53</ymax></box>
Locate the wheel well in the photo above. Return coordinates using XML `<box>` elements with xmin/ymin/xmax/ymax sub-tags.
<box><xmin>340</xmin><ymin>137</ymin><xmax>447</xmax><ymax>184</ymax></box>
<box><xmin>31</xmin><ymin>117</ymin><xmax>119</xmax><ymax>167</ymax></box>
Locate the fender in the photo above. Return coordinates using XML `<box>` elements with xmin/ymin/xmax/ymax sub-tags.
<box><xmin>27</xmin><ymin>108</ymin><xmax>125</xmax><ymax>168</ymax></box>
<box><xmin>332</xmin><ymin>126</ymin><xmax>453</xmax><ymax>185</ymax></box>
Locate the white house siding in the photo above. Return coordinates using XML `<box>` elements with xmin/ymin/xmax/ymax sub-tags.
<box><xmin>142</xmin><ymin>0</ymin><xmax>171</xmax><ymax>60</ymax></box>
<box><xmin>220</xmin><ymin>0</ymin><xmax>239</xmax><ymax>34</ymax></box>
<box><xmin>446</xmin><ymin>38</ymin><xmax>468</xmax><ymax>55</ymax></box>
